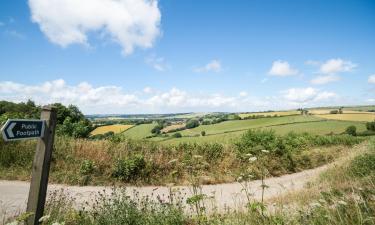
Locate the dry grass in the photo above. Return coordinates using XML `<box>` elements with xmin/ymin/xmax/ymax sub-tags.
<box><xmin>161</xmin><ymin>123</ymin><xmax>186</xmax><ymax>133</ymax></box>
<box><xmin>90</xmin><ymin>124</ymin><xmax>134</xmax><ymax>135</ymax></box>
<box><xmin>269</xmin><ymin>142</ymin><xmax>369</xmax><ymax>206</ymax></box>
<box><xmin>314</xmin><ymin>113</ymin><xmax>375</xmax><ymax>122</ymax></box>
<box><xmin>239</xmin><ymin>111</ymin><xmax>300</xmax><ymax>118</ymax></box>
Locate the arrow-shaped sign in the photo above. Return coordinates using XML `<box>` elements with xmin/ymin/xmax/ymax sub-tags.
<box><xmin>1</xmin><ymin>119</ymin><xmax>45</xmax><ymax>141</ymax></box>
<box><xmin>7</xmin><ymin>122</ymin><xmax>16</xmax><ymax>138</ymax></box>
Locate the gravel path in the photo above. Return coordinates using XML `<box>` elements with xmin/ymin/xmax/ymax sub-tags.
<box><xmin>0</xmin><ymin>165</ymin><xmax>328</xmax><ymax>222</ymax></box>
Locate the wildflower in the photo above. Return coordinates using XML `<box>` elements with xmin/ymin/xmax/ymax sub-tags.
<box><xmin>245</xmin><ymin>153</ymin><xmax>252</xmax><ymax>157</ymax></box>
<box><xmin>249</xmin><ymin>157</ymin><xmax>257</xmax><ymax>162</ymax></box>
<box><xmin>337</xmin><ymin>200</ymin><xmax>347</xmax><ymax>206</ymax></box>
<box><xmin>261</xmin><ymin>150</ymin><xmax>269</xmax><ymax>154</ymax></box>
<box><xmin>193</xmin><ymin>155</ymin><xmax>203</xmax><ymax>159</ymax></box>
<box><xmin>309</xmin><ymin>202</ymin><xmax>321</xmax><ymax>208</ymax></box>
<box><xmin>5</xmin><ymin>221</ymin><xmax>18</xmax><ymax>225</ymax></box>
<box><xmin>52</xmin><ymin>222</ymin><xmax>65</xmax><ymax>225</ymax></box>
<box><xmin>167</xmin><ymin>159</ymin><xmax>178</xmax><ymax>164</ymax></box>
<box><xmin>39</xmin><ymin>215</ymin><xmax>50</xmax><ymax>222</ymax></box>
<box><xmin>237</xmin><ymin>176</ymin><xmax>243</xmax><ymax>182</ymax></box>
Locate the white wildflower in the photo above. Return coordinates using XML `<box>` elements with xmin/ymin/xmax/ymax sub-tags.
<box><xmin>337</xmin><ymin>200</ymin><xmax>347</xmax><ymax>206</ymax></box>
<box><xmin>5</xmin><ymin>221</ymin><xmax>18</xmax><ymax>225</ymax></box>
<box><xmin>249</xmin><ymin>157</ymin><xmax>257</xmax><ymax>162</ymax></box>
<box><xmin>261</xmin><ymin>150</ymin><xmax>269</xmax><ymax>154</ymax></box>
<box><xmin>245</xmin><ymin>153</ymin><xmax>252</xmax><ymax>157</ymax></box>
<box><xmin>167</xmin><ymin>159</ymin><xmax>178</xmax><ymax>164</ymax></box>
<box><xmin>39</xmin><ymin>215</ymin><xmax>50</xmax><ymax>222</ymax></box>
<box><xmin>51</xmin><ymin>222</ymin><xmax>65</xmax><ymax>225</ymax></box>
<box><xmin>309</xmin><ymin>202</ymin><xmax>321</xmax><ymax>208</ymax></box>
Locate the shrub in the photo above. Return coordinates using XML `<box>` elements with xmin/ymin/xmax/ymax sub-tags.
<box><xmin>345</xmin><ymin>125</ymin><xmax>357</xmax><ymax>136</ymax></box>
<box><xmin>172</xmin><ymin>132</ymin><xmax>182</xmax><ymax>138</ymax></box>
<box><xmin>186</xmin><ymin>119</ymin><xmax>200</xmax><ymax>129</ymax></box>
<box><xmin>349</xmin><ymin>152</ymin><xmax>375</xmax><ymax>177</ymax></box>
<box><xmin>366</xmin><ymin>121</ymin><xmax>375</xmax><ymax>131</ymax></box>
<box><xmin>330</xmin><ymin>110</ymin><xmax>339</xmax><ymax>114</ymax></box>
<box><xmin>80</xmin><ymin>160</ymin><xmax>95</xmax><ymax>175</ymax></box>
<box><xmin>201</xmin><ymin>131</ymin><xmax>206</xmax><ymax>136</ymax></box>
<box><xmin>112</xmin><ymin>155</ymin><xmax>146</xmax><ymax>182</ymax></box>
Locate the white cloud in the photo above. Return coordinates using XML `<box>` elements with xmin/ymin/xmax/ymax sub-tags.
<box><xmin>28</xmin><ymin>0</ymin><xmax>161</xmax><ymax>55</ymax></box>
<box><xmin>368</xmin><ymin>74</ymin><xmax>375</xmax><ymax>84</ymax></box>
<box><xmin>268</xmin><ymin>60</ymin><xmax>298</xmax><ymax>76</ymax></box>
<box><xmin>0</xmin><ymin>79</ymin><xmax>342</xmax><ymax>114</ymax></box>
<box><xmin>310</xmin><ymin>74</ymin><xmax>340</xmax><ymax>85</ymax></box>
<box><xmin>143</xmin><ymin>86</ymin><xmax>154</xmax><ymax>94</ymax></box>
<box><xmin>145</xmin><ymin>55</ymin><xmax>169</xmax><ymax>71</ymax></box>
<box><xmin>239</xmin><ymin>91</ymin><xmax>248</xmax><ymax>97</ymax></box>
<box><xmin>320</xmin><ymin>58</ymin><xmax>356</xmax><ymax>74</ymax></box>
<box><xmin>282</xmin><ymin>87</ymin><xmax>337</xmax><ymax>104</ymax></box>
<box><xmin>194</xmin><ymin>60</ymin><xmax>222</xmax><ymax>73</ymax></box>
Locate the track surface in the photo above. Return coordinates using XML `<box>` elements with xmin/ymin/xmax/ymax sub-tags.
<box><xmin>0</xmin><ymin>165</ymin><xmax>328</xmax><ymax>223</ymax></box>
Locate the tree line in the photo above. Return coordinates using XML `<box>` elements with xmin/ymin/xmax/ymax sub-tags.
<box><xmin>0</xmin><ymin>100</ymin><xmax>93</xmax><ymax>138</ymax></box>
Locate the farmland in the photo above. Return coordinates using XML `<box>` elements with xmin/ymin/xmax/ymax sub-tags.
<box><xmin>90</xmin><ymin>124</ymin><xmax>134</xmax><ymax>135</ymax></box>
<box><xmin>239</xmin><ymin>110</ymin><xmax>300</xmax><ymax>118</ymax></box>
<box><xmin>314</xmin><ymin>113</ymin><xmax>375</xmax><ymax>122</ymax></box>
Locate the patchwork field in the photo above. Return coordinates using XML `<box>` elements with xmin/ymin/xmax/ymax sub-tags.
<box><xmin>90</xmin><ymin>124</ymin><xmax>134</xmax><ymax>135</ymax></box>
<box><xmin>239</xmin><ymin>110</ymin><xmax>300</xmax><ymax>118</ymax></box>
<box><xmin>314</xmin><ymin>113</ymin><xmax>375</xmax><ymax>122</ymax></box>
<box><xmin>121</xmin><ymin>123</ymin><xmax>155</xmax><ymax>139</ymax></box>
<box><xmin>160</xmin><ymin>119</ymin><xmax>366</xmax><ymax>145</ymax></box>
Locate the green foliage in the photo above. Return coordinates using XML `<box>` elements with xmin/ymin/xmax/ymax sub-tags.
<box><xmin>345</xmin><ymin>125</ymin><xmax>357</xmax><ymax>136</ymax></box>
<box><xmin>186</xmin><ymin>119</ymin><xmax>200</xmax><ymax>129</ymax></box>
<box><xmin>366</xmin><ymin>121</ymin><xmax>375</xmax><ymax>131</ymax></box>
<box><xmin>80</xmin><ymin>160</ymin><xmax>95</xmax><ymax>175</ymax></box>
<box><xmin>201</xmin><ymin>130</ymin><xmax>206</xmax><ymax>136</ymax></box>
<box><xmin>112</xmin><ymin>155</ymin><xmax>146</xmax><ymax>182</ymax></box>
<box><xmin>172</xmin><ymin>132</ymin><xmax>182</xmax><ymax>138</ymax></box>
<box><xmin>349</xmin><ymin>152</ymin><xmax>375</xmax><ymax>177</ymax></box>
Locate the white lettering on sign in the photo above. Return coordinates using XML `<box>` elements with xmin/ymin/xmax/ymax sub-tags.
<box><xmin>21</xmin><ymin>124</ymin><xmax>37</xmax><ymax>129</ymax></box>
<box><xmin>16</xmin><ymin>130</ymin><xmax>40</xmax><ymax>136</ymax></box>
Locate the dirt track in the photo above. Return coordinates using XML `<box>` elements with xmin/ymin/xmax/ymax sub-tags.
<box><xmin>0</xmin><ymin>164</ymin><xmax>328</xmax><ymax>222</ymax></box>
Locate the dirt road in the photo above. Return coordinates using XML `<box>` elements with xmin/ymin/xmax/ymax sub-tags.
<box><xmin>0</xmin><ymin>164</ymin><xmax>329</xmax><ymax>222</ymax></box>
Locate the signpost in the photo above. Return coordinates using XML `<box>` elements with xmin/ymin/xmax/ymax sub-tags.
<box><xmin>1</xmin><ymin>106</ymin><xmax>57</xmax><ymax>225</ymax></box>
<box><xmin>1</xmin><ymin>119</ymin><xmax>45</xmax><ymax>141</ymax></box>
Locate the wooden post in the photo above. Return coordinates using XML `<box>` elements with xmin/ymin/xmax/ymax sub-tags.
<box><xmin>26</xmin><ymin>106</ymin><xmax>57</xmax><ymax>225</ymax></box>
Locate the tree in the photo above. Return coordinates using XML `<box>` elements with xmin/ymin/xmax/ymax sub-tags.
<box><xmin>186</xmin><ymin>119</ymin><xmax>200</xmax><ymax>129</ymax></box>
<box><xmin>346</xmin><ymin>125</ymin><xmax>357</xmax><ymax>136</ymax></box>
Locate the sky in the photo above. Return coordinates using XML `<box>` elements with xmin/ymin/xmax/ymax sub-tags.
<box><xmin>0</xmin><ymin>0</ymin><xmax>374</xmax><ymax>114</ymax></box>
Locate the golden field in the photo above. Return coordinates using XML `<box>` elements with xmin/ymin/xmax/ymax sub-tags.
<box><xmin>310</xmin><ymin>109</ymin><xmax>375</xmax><ymax>115</ymax></box>
<box><xmin>314</xmin><ymin>113</ymin><xmax>375</xmax><ymax>122</ymax></box>
<box><xmin>90</xmin><ymin>124</ymin><xmax>134</xmax><ymax>135</ymax></box>
<box><xmin>239</xmin><ymin>110</ymin><xmax>300</xmax><ymax>118</ymax></box>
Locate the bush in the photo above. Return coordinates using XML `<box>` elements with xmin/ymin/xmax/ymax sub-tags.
<box><xmin>330</xmin><ymin>110</ymin><xmax>339</xmax><ymax>114</ymax></box>
<box><xmin>172</xmin><ymin>132</ymin><xmax>182</xmax><ymax>138</ymax></box>
<box><xmin>80</xmin><ymin>160</ymin><xmax>95</xmax><ymax>175</ymax></box>
<box><xmin>185</xmin><ymin>119</ymin><xmax>200</xmax><ymax>129</ymax></box>
<box><xmin>366</xmin><ymin>121</ymin><xmax>375</xmax><ymax>131</ymax></box>
<box><xmin>112</xmin><ymin>155</ymin><xmax>146</xmax><ymax>182</ymax></box>
<box><xmin>345</xmin><ymin>125</ymin><xmax>357</xmax><ymax>136</ymax></box>
<box><xmin>201</xmin><ymin>131</ymin><xmax>206</xmax><ymax>136</ymax></box>
<box><xmin>349</xmin><ymin>152</ymin><xmax>375</xmax><ymax>177</ymax></box>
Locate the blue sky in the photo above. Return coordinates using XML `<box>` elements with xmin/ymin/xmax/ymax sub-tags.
<box><xmin>0</xmin><ymin>0</ymin><xmax>374</xmax><ymax>114</ymax></box>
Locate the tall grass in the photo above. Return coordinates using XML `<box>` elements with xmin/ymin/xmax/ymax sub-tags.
<box><xmin>0</xmin><ymin>130</ymin><xmax>365</xmax><ymax>186</ymax></box>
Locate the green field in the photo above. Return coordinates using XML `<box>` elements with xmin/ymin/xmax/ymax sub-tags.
<box><xmin>121</xmin><ymin>123</ymin><xmax>155</xmax><ymax>139</ymax></box>
<box><xmin>159</xmin><ymin>120</ymin><xmax>365</xmax><ymax>145</ymax></box>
